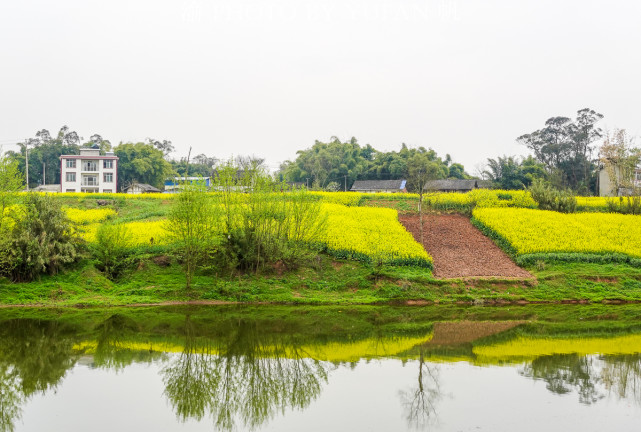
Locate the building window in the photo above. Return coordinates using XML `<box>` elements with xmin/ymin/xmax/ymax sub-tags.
<box><xmin>83</xmin><ymin>175</ymin><xmax>98</xmax><ymax>186</ymax></box>
<box><xmin>82</xmin><ymin>161</ymin><xmax>98</xmax><ymax>171</ymax></box>
<box><xmin>104</xmin><ymin>173</ymin><xmax>113</xmax><ymax>183</ymax></box>
<box><xmin>65</xmin><ymin>159</ymin><xmax>76</xmax><ymax>168</ymax></box>
<box><xmin>103</xmin><ymin>189</ymin><xmax>112</xmax><ymax>193</ymax></box>
<box><xmin>104</xmin><ymin>160</ymin><xmax>113</xmax><ymax>169</ymax></box>
<box><xmin>65</xmin><ymin>189</ymin><xmax>75</xmax><ymax>192</ymax></box>
<box><xmin>66</xmin><ymin>172</ymin><xmax>76</xmax><ymax>182</ymax></box>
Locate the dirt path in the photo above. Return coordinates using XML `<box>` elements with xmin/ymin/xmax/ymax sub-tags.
<box><xmin>399</xmin><ymin>214</ymin><xmax>533</xmax><ymax>279</ymax></box>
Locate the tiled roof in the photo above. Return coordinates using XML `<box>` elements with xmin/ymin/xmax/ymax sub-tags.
<box><xmin>350</xmin><ymin>180</ymin><xmax>407</xmax><ymax>191</ymax></box>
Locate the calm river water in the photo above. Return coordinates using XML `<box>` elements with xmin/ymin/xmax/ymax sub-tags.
<box><xmin>2</xmin><ymin>305</ymin><xmax>641</xmax><ymax>432</ymax></box>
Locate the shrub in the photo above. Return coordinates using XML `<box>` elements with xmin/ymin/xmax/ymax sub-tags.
<box><xmin>215</xmin><ymin>162</ymin><xmax>328</xmax><ymax>274</ymax></box>
<box><xmin>606</xmin><ymin>196</ymin><xmax>641</xmax><ymax>215</ymax></box>
<box><xmin>528</xmin><ymin>179</ymin><xmax>577</xmax><ymax>213</ymax></box>
<box><xmin>2</xmin><ymin>194</ymin><xmax>80</xmax><ymax>282</ymax></box>
<box><xmin>166</xmin><ymin>181</ymin><xmax>220</xmax><ymax>288</ymax></box>
<box><xmin>91</xmin><ymin>223</ymin><xmax>135</xmax><ymax>280</ymax></box>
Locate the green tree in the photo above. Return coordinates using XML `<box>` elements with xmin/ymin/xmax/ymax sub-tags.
<box><xmin>447</xmin><ymin>163</ymin><xmax>466</xmax><ymax>179</ymax></box>
<box><xmin>7</xmin><ymin>126</ymin><xmax>83</xmax><ymax>188</ymax></box>
<box><xmin>146</xmin><ymin>138</ymin><xmax>175</xmax><ymax>157</ymax></box>
<box><xmin>1</xmin><ymin>194</ymin><xmax>79</xmax><ymax>281</ymax></box>
<box><xmin>0</xmin><ymin>154</ymin><xmax>24</xmax><ymax>232</ymax></box>
<box><xmin>279</xmin><ymin>138</ymin><xmax>463</xmax><ymax>190</ymax></box>
<box><xmin>406</xmin><ymin>153</ymin><xmax>445</xmax><ymax>243</ymax></box>
<box><xmin>518</xmin><ymin>108</ymin><xmax>604</xmax><ymax>192</ymax></box>
<box><xmin>167</xmin><ymin>181</ymin><xmax>220</xmax><ymax>289</ymax></box>
<box><xmin>483</xmin><ymin>155</ymin><xmax>546</xmax><ymax>189</ymax></box>
<box><xmin>82</xmin><ymin>134</ymin><xmax>112</xmax><ymax>153</ymax></box>
<box><xmin>91</xmin><ymin>224</ymin><xmax>134</xmax><ymax>281</ymax></box>
<box><xmin>170</xmin><ymin>154</ymin><xmax>215</xmax><ymax>178</ymax></box>
<box><xmin>114</xmin><ymin>142</ymin><xmax>175</xmax><ymax>190</ymax></box>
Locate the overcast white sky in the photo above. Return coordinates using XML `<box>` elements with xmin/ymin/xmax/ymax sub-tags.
<box><xmin>1</xmin><ymin>0</ymin><xmax>640</xmax><ymax>173</ymax></box>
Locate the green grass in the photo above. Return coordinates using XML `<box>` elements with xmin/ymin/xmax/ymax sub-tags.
<box><xmin>2</xmin><ymin>254</ymin><xmax>641</xmax><ymax>307</ymax></box>
<box><xmin>2</xmin><ymin>193</ymin><xmax>639</xmax><ymax>307</ymax></box>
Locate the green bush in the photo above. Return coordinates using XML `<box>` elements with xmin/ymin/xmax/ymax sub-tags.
<box><xmin>1</xmin><ymin>194</ymin><xmax>80</xmax><ymax>282</ymax></box>
<box><xmin>91</xmin><ymin>223</ymin><xmax>136</xmax><ymax>280</ymax></box>
<box><xmin>215</xmin><ymin>162</ymin><xmax>327</xmax><ymax>274</ymax></box>
<box><xmin>606</xmin><ymin>196</ymin><xmax>641</xmax><ymax>215</ymax></box>
<box><xmin>528</xmin><ymin>179</ymin><xmax>577</xmax><ymax>213</ymax></box>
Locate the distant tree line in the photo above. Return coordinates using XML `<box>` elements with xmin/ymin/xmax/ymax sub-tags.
<box><xmin>8</xmin><ymin>108</ymin><xmax>619</xmax><ymax>196</ymax></box>
<box><xmin>277</xmin><ymin>137</ymin><xmax>467</xmax><ymax>191</ymax></box>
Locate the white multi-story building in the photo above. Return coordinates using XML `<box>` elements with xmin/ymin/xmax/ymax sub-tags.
<box><xmin>60</xmin><ymin>146</ymin><xmax>119</xmax><ymax>193</ymax></box>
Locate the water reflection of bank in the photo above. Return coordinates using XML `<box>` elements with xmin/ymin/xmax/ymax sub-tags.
<box><xmin>1</xmin><ymin>305</ymin><xmax>641</xmax><ymax>431</ymax></box>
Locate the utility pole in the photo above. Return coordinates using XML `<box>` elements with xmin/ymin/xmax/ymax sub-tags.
<box><xmin>43</xmin><ymin>162</ymin><xmax>46</xmax><ymax>186</ymax></box>
<box><xmin>185</xmin><ymin>146</ymin><xmax>192</xmax><ymax>178</ymax></box>
<box><xmin>344</xmin><ymin>175</ymin><xmax>347</xmax><ymax>192</ymax></box>
<box><xmin>25</xmin><ymin>140</ymin><xmax>29</xmax><ymax>191</ymax></box>
<box><xmin>305</xmin><ymin>177</ymin><xmax>309</xmax><ymax>189</ymax></box>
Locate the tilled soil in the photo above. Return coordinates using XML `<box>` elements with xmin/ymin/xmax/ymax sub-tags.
<box><xmin>399</xmin><ymin>214</ymin><xmax>533</xmax><ymax>279</ymax></box>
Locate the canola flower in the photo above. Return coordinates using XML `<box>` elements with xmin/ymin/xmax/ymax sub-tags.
<box><xmin>309</xmin><ymin>191</ymin><xmax>364</xmax><ymax>206</ymax></box>
<box><xmin>321</xmin><ymin>203</ymin><xmax>432</xmax><ymax>267</ymax></box>
<box><xmin>77</xmin><ymin>202</ymin><xmax>432</xmax><ymax>268</ymax></box>
<box><xmin>63</xmin><ymin>207</ymin><xmax>117</xmax><ymax>224</ymax></box>
<box><xmin>576</xmin><ymin>196</ymin><xmax>609</xmax><ymax>211</ymax></box>
<box><xmin>473</xmin><ymin>334</ymin><xmax>641</xmax><ymax>362</ymax></box>
<box><xmin>22</xmin><ymin>191</ymin><xmax>175</xmax><ymax>200</ymax></box>
<box><xmin>73</xmin><ymin>333</ymin><xmax>433</xmax><ymax>363</ymax></box>
<box><xmin>473</xmin><ymin>207</ymin><xmax>641</xmax><ymax>258</ymax></box>
<box><xmin>80</xmin><ymin>220</ymin><xmax>169</xmax><ymax>245</ymax></box>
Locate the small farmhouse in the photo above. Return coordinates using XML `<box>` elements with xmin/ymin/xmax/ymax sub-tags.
<box><xmin>125</xmin><ymin>183</ymin><xmax>162</xmax><ymax>194</ymax></box>
<box><xmin>60</xmin><ymin>145</ymin><xmax>118</xmax><ymax>193</ymax></box>
<box><xmin>598</xmin><ymin>165</ymin><xmax>641</xmax><ymax>197</ymax></box>
<box><xmin>424</xmin><ymin>179</ymin><xmax>490</xmax><ymax>193</ymax></box>
<box><xmin>350</xmin><ymin>180</ymin><xmax>407</xmax><ymax>193</ymax></box>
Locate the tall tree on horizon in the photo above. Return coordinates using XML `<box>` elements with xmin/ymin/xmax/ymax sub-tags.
<box><xmin>517</xmin><ymin>108</ymin><xmax>603</xmax><ymax>193</ymax></box>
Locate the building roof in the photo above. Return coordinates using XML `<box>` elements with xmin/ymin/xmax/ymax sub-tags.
<box><xmin>60</xmin><ymin>154</ymin><xmax>118</xmax><ymax>160</ymax></box>
<box><xmin>424</xmin><ymin>179</ymin><xmax>488</xmax><ymax>191</ymax></box>
<box><xmin>127</xmin><ymin>183</ymin><xmax>161</xmax><ymax>193</ymax></box>
<box><xmin>350</xmin><ymin>180</ymin><xmax>407</xmax><ymax>191</ymax></box>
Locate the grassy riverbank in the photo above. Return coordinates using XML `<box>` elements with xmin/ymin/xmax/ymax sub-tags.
<box><xmin>2</xmin><ymin>256</ymin><xmax>641</xmax><ymax>307</ymax></box>
<box><xmin>2</xmin><ymin>190</ymin><xmax>641</xmax><ymax>308</ymax></box>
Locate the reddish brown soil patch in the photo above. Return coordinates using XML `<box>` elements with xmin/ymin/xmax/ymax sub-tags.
<box><xmin>331</xmin><ymin>261</ymin><xmax>344</xmax><ymax>271</ymax></box>
<box><xmin>399</xmin><ymin>214</ymin><xmax>533</xmax><ymax>279</ymax></box>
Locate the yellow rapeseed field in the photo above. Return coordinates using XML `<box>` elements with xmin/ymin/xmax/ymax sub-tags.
<box><xmin>80</xmin><ymin>220</ymin><xmax>168</xmax><ymax>245</ymax></box>
<box><xmin>73</xmin><ymin>333</ymin><xmax>433</xmax><ymax>363</ymax></box>
<box><xmin>63</xmin><ymin>207</ymin><xmax>117</xmax><ymax>224</ymax></box>
<box><xmin>322</xmin><ymin>203</ymin><xmax>432</xmax><ymax>267</ymax></box>
<box><xmin>473</xmin><ymin>207</ymin><xmax>641</xmax><ymax>258</ymax></box>
<box><xmin>473</xmin><ymin>334</ymin><xmax>641</xmax><ymax>362</ymax></box>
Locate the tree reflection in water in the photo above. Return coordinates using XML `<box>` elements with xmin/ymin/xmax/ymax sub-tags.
<box><xmin>520</xmin><ymin>354</ymin><xmax>604</xmax><ymax>404</ymax></box>
<box><xmin>601</xmin><ymin>355</ymin><xmax>641</xmax><ymax>404</ymax></box>
<box><xmin>92</xmin><ymin>314</ymin><xmax>166</xmax><ymax>370</ymax></box>
<box><xmin>399</xmin><ymin>350</ymin><xmax>442</xmax><ymax>430</ymax></box>
<box><xmin>0</xmin><ymin>319</ymin><xmax>79</xmax><ymax>432</ymax></box>
<box><xmin>4</xmin><ymin>309</ymin><xmax>641</xmax><ymax>432</ymax></box>
<box><xmin>162</xmin><ymin>315</ymin><xmax>333</xmax><ymax>431</ymax></box>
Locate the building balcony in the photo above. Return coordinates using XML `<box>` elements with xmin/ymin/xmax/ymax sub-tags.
<box><xmin>82</xmin><ymin>181</ymin><xmax>99</xmax><ymax>187</ymax></box>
